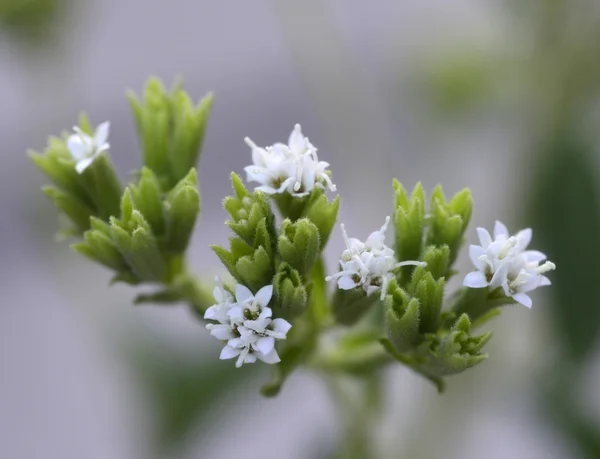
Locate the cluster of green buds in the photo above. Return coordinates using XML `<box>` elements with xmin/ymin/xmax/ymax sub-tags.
<box><xmin>29</xmin><ymin>78</ymin><xmax>213</xmax><ymax>309</ymax></box>
<box><xmin>29</xmin><ymin>77</ymin><xmax>556</xmax><ymax>397</ymax></box>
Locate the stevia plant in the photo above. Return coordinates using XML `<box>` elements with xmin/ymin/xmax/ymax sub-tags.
<box><xmin>29</xmin><ymin>77</ymin><xmax>556</xmax><ymax>406</ymax></box>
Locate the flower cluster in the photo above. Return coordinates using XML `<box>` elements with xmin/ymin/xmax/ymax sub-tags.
<box><xmin>326</xmin><ymin>216</ymin><xmax>425</xmax><ymax>300</ymax></box>
<box><xmin>244</xmin><ymin>124</ymin><xmax>336</xmax><ymax>197</ymax></box>
<box><xmin>204</xmin><ymin>278</ymin><xmax>292</xmax><ymax>368</ymax></box>
<box><xmin>67</xmin><ymin>121</ymin><xmax>110</xmax><ymax>174</ymax></box>
<box><xmin>463</xmin><ymin>221</ymin><xmax>555</xmax><ymax>308</ymax></box>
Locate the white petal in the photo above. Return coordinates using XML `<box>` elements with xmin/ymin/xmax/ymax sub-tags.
<box><xmin>512</xmin><ymin>292</ymin><xmax>532</xmax><ymax>308</ymax></box>
<box><xmin>476</xmin><ymin>227</ymin><xmax>493</xmax><ymax>248</ymax></box>
<box><xmin>94</xmin><ymin>121</ymin><xmax>110</xmax><ymax>146</ymax></box>
<box><xmin>256</xmin><ymin>185</ymin><xmax>280</xmax><ymax>194</ymax></box>
<box><xmin>220</xmin><ymin>345</ymin><xmax>241</xmax><ymax>360</ymax></box>
<box><xmin>539</xmin><ymin>276</ymin><xmax>551</xmax><ymax>286</ymax></box>
<box><xmin>204</xmin><ymin>305</ymin><xmax>219</xmax><ymax>321</ymax></box>
<box><xmin>254</xmin><ymin>285</ymin><xmax>273</xmax><ymax>307</ymax></box>
<box><xmin>463</xmin><ymin>271</ymin><xmax>488</xmax><ymax>288</ymax></box>
<box><xmin>468</xmin><ymin>245</ymin><xmax>486</xmax><ymax>271</ymax></box>
<box><xmin>255</xmin><ymin>336</ymin><xmax>275</xmax><ymax>355</ymax></box>
<box><xmin>523</xmin><ymin>250</ymin><xmax>547</xmax><ymax>262</ymax></box>
<box><xmin>235</xmin><ymin>284</ymin><xmax>253</xmax><ymax>303</ymax></box>
<box><xmin>288</xmin><ymin>124</ymin><xmax>306</xmax><ymax>154</ymax></box>
<box><xmin>515</xmin><ymin>228</ymin><xmax>532</xmax><ymax>250</ymax></box>
<box><xmin>210</xmin><ymin>325</ymin><xmax>235</xmax><ymax>341</ymax></box>
<box><xmin>489</xmin><ymin>263</ymin><xmax>509</xmax><ymax>289</ymax></box>
<box><xmin>257</xmin><ymin>349</ymin><xmax>281</xmax><ymax>365</ymax></box>
<box><xmin>227</xmin><ymin>306</ymin><xmax>245</xmax><ymax>324</ymax></box>
<box><xmin>338</xmin><ymin>275</ymin><xmax>359</xmax><ymax>290</ymax></box>
<box><xmin>271</xmin><ymin>318</ymin><xmax>292</xmax><ymax>336</ymax></box>
<box><xmin>494</xmin><ymin>221</ymin><xmax>509</xmax><ymax>239</ymax></box>
<box><xmin>75</xmin><ymin>156</ymin><xmax>95</xmax><ymax>174</ymax></box>
<box><xmin>242</xmin><ymin>352</ymin><xmax>257</xmax><ymax>365</ymax></box>
<box><xmin>67</xmin><ymin>136</ymin><xmax>89</xmax><ymax>161</ymax></box>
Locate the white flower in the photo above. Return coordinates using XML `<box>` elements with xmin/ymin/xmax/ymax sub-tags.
<box><xmin>326</xmin><ymin>216</ymin><xmax>425</xmax><ymax>300</ymax></box>
<box><xmin>463</xmin><ymin>221</ymin><xmax>555</xmax><ymax>308</ymax></box>
<box><xmin>244</xmin><ymin>124</ymin><xmax>336</xmax><ymax>197</ymax></box>
<box><xmin>67</xmin><ymin>121</ymin><xmax>110</xmax><ymax>174</ymax></box>
<box><xmin>204</xmin><ymin>277</ymin><xmax>236</xmax><ymax>341</ymax></box>
<box><xmin>205</xmin><ymin>282</ymin><xmax>292</xmax><ymax>368</ymax></box>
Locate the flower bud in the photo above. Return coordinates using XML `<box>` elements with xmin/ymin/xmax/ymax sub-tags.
<box><xmin>332</xmin><ymin>288</ymin><xmax>380</xmax><ymax>326</ymax></box>
<box><xmin>224</xmin><ymin>173</ymin><xmax>276</xmax><ymax>247</ymax></box>
<box><xmin>393</xmin><ymin>180</ymin><xmax>425</xmax><ymax>264</ymax></box>
<box><xmin>426</xmin><ymin>185</ymin><xmax>473</xmax><ymax>268</ymax></box>
<box><xmin>110</xmin><ymin>211</ymin><xmax>165</xmax><ymax>282</ymax></box>
<box><xmin>130</xmin><ymin>167</ymin><xmax>165</xmax><ymax>236</ymax></box>
<box><xmin>212</xmin><ymin>239</ymin><xmax>274</xmax><ymax>293</ymax></box>
<box><xmin>278</xmin><ymin>218</ymin><xmax>320</xmax><ymax>275</ymax></box>
<box><xmin>301</xmin><ymin>190</ymin><xmax>339</xmax><ymax>250</ymax></box>
<box><xmin>384</xmin><ymin>285</ymin><xmax>421</xmax><ymax>353</ymax></box>
<box><xmin>127</xmin><ymin>78</ymin><xmax>213</xmax><ymax>189</ymax></box>
<box><xmin>164</xmin><ymin>169</ymin><xmax>200</xmax><ymax>254</ymax></box>
<box><xmin>272</xmin><ymin>263</ymin><xmax>308</xmax><ymax>319</ymax></box>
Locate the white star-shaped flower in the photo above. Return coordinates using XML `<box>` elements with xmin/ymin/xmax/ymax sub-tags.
<box><xmin>326</xmin><ymin>216</ymin><xmax>425</xmax><ymax>300</ymax></box>
<box><xmin>204</xmin><ymin>277</ymin><xmax>237</xmax><ymax>341</ymax></box>
<box><xmin>67</xmin><ymin>121</ymin><xmax>110</xmax><ymax>174</ymax></box>
<box><xmin>244</xmin><ymin>124</ymin><xmax>336</xmax><ymax>197</ymax></box>
<box><xmin>463</xmin><ymin>221</ymin><xmax>555</xmax><ymax>308</ymax></box>
<box><xmin>205</xmin><ymin>282</ymin><xmax>292</xmax><ymax>368</ymax></box>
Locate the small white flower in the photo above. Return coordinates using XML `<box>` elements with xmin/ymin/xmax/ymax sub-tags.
<box><xmin>326</xmin><ymin>216</ymin><xmax>425</xmax><ymax>300</ymax></box>
<box><xmin>204</xmin><ymin>277</ymin><xmax>237</xmax><ymax>341</ymax></box>
<box><xmin>67</xmin><ymin>121</ymin><xmax>110</xmax><ymax>174</ymax></box>
<box><xmin>205</xmin><ymin>282</ymin><xmax>292</xmax><ymax>368</ymax></box>
<box><xmin>244</xmin><ymin>124</ymin><xmax>336</xmax><ymax>197</ymax></box>
<box><xmin>463</xmin><ymin>221</ymin><xmax>555</xmax><ymax>308</ymax></box>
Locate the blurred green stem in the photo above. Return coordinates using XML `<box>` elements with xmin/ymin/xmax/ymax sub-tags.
<box><xmin>325</xmin><ymin>373</ymin><xmax>384</xmax><ymax>459</ymax></box>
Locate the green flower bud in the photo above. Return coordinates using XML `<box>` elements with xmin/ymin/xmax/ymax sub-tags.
<box><xmin>384</xmin><ymin>287</ymin><xmax>421</xmax><ymax>353</ymax></box>
<box><xmin>421</xmin><ymin>244</ymin><xmax>450</xmax><ymax>280</ymax></box>
<box><xmin>42</xmin><ymin>186</ymin><xmax>94</xmax><ymax>233</ymax></box>
<box><xmin>393</xmin><ymin>180</ymin><xmax>425</xmax><ymax>264</ymax></box>
<box><xmin>72</xmin><ymin>228</ymin><xmax>129</xmax><ymax>272</ymax></box>
<box><xmin>130</xmin><ymin>167</ymin><xmax>165</xmax><ymax>236</ymax></box>
<box><xmin>83</xmin><ymin>153</ymin><xmax>122</xmax><ymax>220</ymax></box>
<box><xmin>272</xmin><ymin>263</ymin><xmax>308</xmax><ymax>319</ymax></box>
<box><xmin>301</xmin><ymin>189</ymin><xmax>340</xmax><ymax>250</ymax></box>
<box><xmin>164</xmin><ymin>169</ymin><xmax>200</xmax><ymax>254</ymax></box>
<box><xmin>426</xmin><ymin>314</ymin><xmax>490</xmax><ymax>376</ymax></box>
<box><xmin>169</xmin><ymin>89</ymin><xmax>213</xmax><ymax>182</ymax></box>
<box><xmin>127</xmin><ymin>78</ymin><xmax>213</xmax><ymax>189</ymax></box>
<box><xmin>212</xmin><ymin>238</ymin><xmax>274</xmax><ymax>293</ymax></box>
<box><xmin>128</xmin><ymin>78</ymin><xmax>171</xmax><ymax>180</ymax></box>
<box><xmin>278</xmin><ymin>218</ymin><xmax>320</xmax><ymax>275</ymax></box>
<box><xmin>426</xmin><ymin>185</ymin><xmax>473</xmax><ymax>269</ymax></box>
<box><xmin>408</xmin><ymin>266</ymin><xmax>445</xmax><ymax>333</ymax></box>
<box><xmin>332</xmin><ymin>288</ymin><xmax>380</xmax><ymax>326</ymax></box>
<box><xmin>224</xmin><ymin>173</ymin><xmax>276</xmax><ymax>247</ymax></box>
<box><xmin>110</xmin><ymin>211</ymin><xmax>165</xmax><ymax>282</ymax></box>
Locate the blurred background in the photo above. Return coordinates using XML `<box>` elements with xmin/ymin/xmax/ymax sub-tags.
<box><xmin>1</xmin><ymin>0</ymin><xmax>599</xmax><ymax>458</ymax></box>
